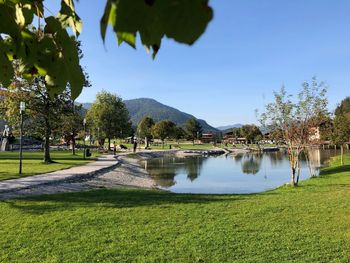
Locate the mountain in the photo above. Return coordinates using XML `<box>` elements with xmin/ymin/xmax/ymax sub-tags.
<box><xmin>80</xmin><ymin>98</ymin><xmax>218</xmax><ymax>132</ymax></box>
<box><xmin>216</xmin><ymin>124</ymin><xmax>243</xmax><ymax>131</ymax></box>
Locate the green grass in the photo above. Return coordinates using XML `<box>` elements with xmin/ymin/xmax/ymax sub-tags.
<box><xmin>0</xmin><ymin>151</ymin><xmax>99</xmax><ymax>180</ymax></box>
<box><xmin>0</xmin><ymin>155</ymin><xmax>349</xmax><ymax>262</ymax></box>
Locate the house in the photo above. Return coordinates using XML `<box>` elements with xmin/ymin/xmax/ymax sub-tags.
<box><xmin>201</xmin><ymin>133</ymin><xmax>215</xmax><ymax>143</ymax></box>
<box><xmin>223</xmin><ymin>131</ymin><xmax>247</xmax><ymax>144</ymax></box>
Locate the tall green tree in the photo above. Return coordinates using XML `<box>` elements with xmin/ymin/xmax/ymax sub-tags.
<box><xmin>333</xmin><ymin>114</ymin><xmax>350</xmax><ymax>165</ymax></box>
<box><xmin>59</xmin><ymin>103</ymin><xmax>84</xmax><ymax>155</ymax></box>
<box><xmin>86</xmin><ymin>91</ymin><xmax>131</xmax><ymax>150</ymax></box>
<box><xmin>0</xmin><ymin>1</ymin><xmax>213</xmax><ymax>98</ymax></box>
<box><xmin>260</xmin><ymin>77</ymin><xmax>328</xmax><ymax>186</ymax></box>
<box><xmin>240</xmin><ymin>125</ymin><xmax>262</xmax><ymax>144</ymax></box>
<box><xmin>173</xmin><ymin>126</ymin><xmax>186</xmax><ymax>145</ymax></box>
<box><xmin>0</xmin><ymin>76</ymin><xmax>74</xmax><ymax>163</ymax></box>
<box><xmin>137</xmin><ymin>116</ymin><xmax>155</xmax><ymax>149</ymax></box>
<box><xmin>185</xmin><ymin>118</ymin><xmax>202</xmax><ymax>145</ymax></box>
<box><xmin>335</xmin><ymin>96</ymin><xmax>350</xmax><ymax>119</ymax></box>
<box><xmin>152</xmin><ymin>120</ymin><xmax>175</xmax><ymax>148</ymax></box>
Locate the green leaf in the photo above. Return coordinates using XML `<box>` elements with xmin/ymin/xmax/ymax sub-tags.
<box><xmin>101</xmin><ymin>0</ymin><xmax>213</xmax><ymax>57</ymax></box>
<box><xmin>0</xmin><ymin>4</ymin><xmax>22</xmax><ymax>42</ymax></box>
<box><xmin>57</xmin><ymin>0</ymin><xmax>82</xmax><ymax>36</ymax></box>
<box><xmin>116</xmin><ymin>32</ymin><xmax>136</xmax><ymax>48</ymax></box>
<box><xmin>157</xmin><ymin>0</ymin><xmax>213</xmax><ymax>45</ymax></box>
<box><xmin>100</xmin><ymin>0</ymin><xmax>112</xmax><ymax>42</ymax></box>
<box><xmin>0</xmin><ymin>46</ymin><xmax>14</xmax><ymax>87</ymax></box>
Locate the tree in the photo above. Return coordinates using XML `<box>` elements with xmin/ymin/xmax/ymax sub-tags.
<box><xmin>86</xmin><ymin>91</ymin><xmax>131</xmax><ymax>151</ymax></box>
<box><xmin>332</xmin><ymin>114</ymin><xmax>350</xmax><ymax>165</ymax></box>
<box><xmin>0</xmin><ymin>76</ymin><xmax>74</xmax><ymax>163</ymax></box>
<box><xmin>185</xmin><ymin>118</ymin><xmax>202</xmax><ymax>145</ymax></box>
<box><xmin>260</xmin><ymin>78</ymin><xmax>328</xmax><ymax>186</ymax></box>
<box><xmin>0</xmin><ymin>1</ymin><xmax>213</xmax><ymax>98</ymax></box>
<box><xmin>335</xmin><ymin>97</ymin><xmax>350</xmax><ymax>119</ymax></box>
<box><xmin>137</xmin><ymin>116</ymin><xmax>155</xmax><ymax>149</ymax></box>
<box><xmin>240</xmin><ymin>124</ymin><xmax>262</xmax><ymax>145</ymax></box>
<box><xmin>173</xmin><ymin>126</ymin><xmax>186</xmax><ymax>145</ymax></box>
<box><xmin>152</xmin><ymin>120</ymin><xmax>175</xmax><ymax>148</ymax></box>
<box><xmin>59</xmin><ymin>103</ymin><xmax>84</xmax><ymax>155</ymax></box>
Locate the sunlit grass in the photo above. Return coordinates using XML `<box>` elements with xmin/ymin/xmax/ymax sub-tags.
<box><xmin>0</xmin><ymin>155</ymin><xmax>349</xmax><ymax>261</ymax></box>
<box><xmin>0</xmin><ymin>151</ymin><xmax>99</xmax><ymax>180</ymax></box>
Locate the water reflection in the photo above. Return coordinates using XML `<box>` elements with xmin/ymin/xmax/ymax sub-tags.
<box><xmin>143</xmin><ymin>157</ymin><xmax>207</xmax><ymax>187</ymax></box>
<box><xmin>141</xmin><ymin>148</ymin><xmax>347</xmax><ymax>194</ymax></box>
<box><xmin>241</xmin><ymin>154</ymin><xmax>262</xmax><ymax>175</ymax></box>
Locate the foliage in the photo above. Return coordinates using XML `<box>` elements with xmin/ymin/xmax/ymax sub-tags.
<box><xmin>240</xmin><ymin>124</ymin><xmax>262</xmax><ymax>144</ymax></box>
<box><xmin>335</xmin><ymin>96</ymin><xmax>350</xmax><ymax>120</ymax></box>
<box><xmin>58</xmin><ymin>103</ymin><xmax>84</xmax><ymax>154</ymax></box>
<box><xmin>0</xmin><ymin>73</ymin><xmax>75</xmax><ymax>162</ymax></box>
<box><xmin>332</xmin><ymin>114</ymin><xmax>350</xmax><ymax>165</ymax></box>
<box><xmin>1</xmin><ymin>156</ymin><xmax>350</xmax><ymax>261</ymax></box>
<box><xmin>151</xmin><ymin>120</ymin><xmax>175</xmax><ymax>146</ymax></box>
<box><xmin>185</xmin><ymin>117</ymin><xmax>202</xmax><ymax>143</ymax></box>
<box><xmin>260</xmin><ymin>78</ymin><xmax>328</xmax><ymax>185</ymax></box>
<box><xmin>86</xmin><ymin>91</ymin><xmax>132</xmax><ymax>149</ymax></box>
<box><xmin>173</xmin><ymin>126</ymin><xmax>186</xmax><ymax>143</ymax></box>
<box><xmin>319</xmin><ymin>115</ymin><xmax>333</xmax><ymax>141</ymax></box>
<box><xmin>0</xmin><ymin>1</ymin><xmax>213</xmax><ymax>98</ymax></box>
<box><xmin>137</xmin><ymin>116</ymin><xmax>154</xmax><ymax>138</ymax></box>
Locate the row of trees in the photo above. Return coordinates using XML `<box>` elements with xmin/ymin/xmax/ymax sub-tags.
<box><xmin>137</xmin><ymin>116</ymin><xmax>203</xmax><ymax>148</ymax></box>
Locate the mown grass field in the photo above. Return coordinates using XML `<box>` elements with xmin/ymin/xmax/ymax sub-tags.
<box><xmin>0</xmin><ymin>151</ymin><xmax>99</xmax><ymax>180</ymax></box>
<box><xmin>0</xmin><ymin>155</ymin><xmax>349</xmax><ymax>262</ymax></box>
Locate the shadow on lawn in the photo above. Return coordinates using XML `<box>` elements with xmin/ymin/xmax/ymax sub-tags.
<box><xmin>3</xmin><ymin>189</ymin><xmax>248</xmax><ymax>214</ymax></box>
<box><xmin>320</xmin><ymin>165</ymin><xmax>350</xmax><ymax>176</ymax></box>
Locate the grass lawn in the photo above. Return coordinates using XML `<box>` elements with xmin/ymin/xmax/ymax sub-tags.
<box><xmin>0</xmin><ymin>155</ymin><xmax>349</xmax><ymax>262</ymax></box>
<box><xmin>0</xmin><ymin>150</ymin><xmax>99</xmax><ymax>181</ymax></box>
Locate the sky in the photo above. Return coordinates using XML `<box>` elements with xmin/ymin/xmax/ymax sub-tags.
<box><xmin>49</xmin><ymin>1</ymin><xmax>350</xmax><ymax>127</ymax></box>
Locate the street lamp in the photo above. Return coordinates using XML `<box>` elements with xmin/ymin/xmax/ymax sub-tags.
<box><xmin>83</xmin><ymin>118</ymin><xmax>86</xmax><ymax>160</ymax></box>
<box><xmin>19</xmin><ymin>101</ymin><xmax>25</xmax><ymax>175</ymax></box>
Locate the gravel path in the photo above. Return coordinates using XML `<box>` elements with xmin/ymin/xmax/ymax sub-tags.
<box><xmin>0</xmin><ymin>154</ymin><xmax>156</xmax><ymax>200</ymax></box>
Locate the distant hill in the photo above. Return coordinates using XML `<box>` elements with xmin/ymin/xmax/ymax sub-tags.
<box><xmin>81</xmin><ymin>98</ymin><xmax>218</xmax><ymax>132</ymax></box>
<box><xmin>216</xmin><ymin>124</ymin><xmax>243</xmax><ymax>131</ymax></box>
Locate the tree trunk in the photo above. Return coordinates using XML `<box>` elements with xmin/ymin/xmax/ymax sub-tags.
<box><xmin>162</xmin><ymin>140</ymin><xmax>164</xmax><ymax>148</ymax></box>
<box><xmin>291</xmin><ymin>167</ymin><xmax>297</xmax><ymax>186</ymax></box>
<box><xmin>145</xmin><ymin>137</ymin><xmax>148</xmax><ymax>149</ymax></box>
<box><xmin>341</xmin><ymin>145</ymin><xmax>344</xmax><ymax>166</ymax></box>
<box><xmin>296</xmin><ymin>158</ymin><xmax>301</xmax><ymax>185</ymax></box>
<box><xmin>108</xmin><ymin>137</ymin><xmax>111</xmax><ymax>151</ymax></box>
<box><xmin>43</xmin><ymin>121</ymin><xmax>52</xmax><ymax>163</ymax></box>
<box><xmin>72</xmin><ymin>135</ymin><xmax>76</xmax><ymax>155</ymax></box>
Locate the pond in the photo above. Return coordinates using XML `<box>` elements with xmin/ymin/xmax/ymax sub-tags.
<box><xmin>141</xmin><ymin>149</ymin><xmax>345</xmax><ymax>194</ymax></box>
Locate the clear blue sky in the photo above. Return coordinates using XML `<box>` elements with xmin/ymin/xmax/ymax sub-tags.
<box><xmin>52</xmin><ymin>1</ymin><xmax>350</xmax><ymax>127</ymax></box>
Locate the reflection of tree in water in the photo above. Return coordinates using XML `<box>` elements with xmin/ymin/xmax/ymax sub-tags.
<box><xmin>143</xmin><ymin>158</ymin><xmax>177</xmax><ymax>188</ymax></box>
<box><xmin>143</xmin><ymin>156</ymin><xmax>207</xmax><ymax>187</ymax></box>
<box><xmin>184</xmin><ymin>157</ymin><xmax>206</xmax><ymax>182</ymax></box>
<box><xmin>241</xmin><ymin>154</ymin><xmax>262</xmax><ymax>175</ymax></box>
<box><xmin>267</xmin><ymin>151</ymin><xmax>285</xmax><ymax>167</ymax></box>
<box><xmin>232</xmin><ymin>154</ymin><xmax>244</xmax><ymax>163</ymax></box>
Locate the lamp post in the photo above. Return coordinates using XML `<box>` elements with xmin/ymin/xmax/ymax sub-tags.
<box><xmin>83</xmin><ymin>118</ymin><xmax>86</xmax><ymax>160</ymax></box>
<box><xmin>19</xmin><ymin>101</ymin><xmax>25</xmax><ymax>175</ymax></box>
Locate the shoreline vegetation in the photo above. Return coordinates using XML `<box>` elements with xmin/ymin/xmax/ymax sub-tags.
<box><xmin>0</xmin><ymin>154</ymin><xmax>349</xmax><ymax>261</ymax></box>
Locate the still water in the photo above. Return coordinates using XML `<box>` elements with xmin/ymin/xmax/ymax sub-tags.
<box><xmin>141</xmin><ymin>149</ymin><xmax>344</xmax><ymax>194</ymax></box>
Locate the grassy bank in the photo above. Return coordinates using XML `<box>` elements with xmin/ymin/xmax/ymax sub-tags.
<box><xmin>0</xmin><ymin>155</ymin><xmax>349</xmax><ymax>262</ymax></box>
<box><xmin>0</xmin><ymin>151</ymin><xmax>99</xmax><ymax>180</ymax></box>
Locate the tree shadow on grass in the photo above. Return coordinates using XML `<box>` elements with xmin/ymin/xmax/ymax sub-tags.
<box><xmin>2</xmin><ymin>189</ymin><xmax>250</xmax><ymax>214</ymax></box>
<box><xmin>320</xmin><ymin>165</ymin><xmax>350</xmax><ymax>176</ymax></box>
